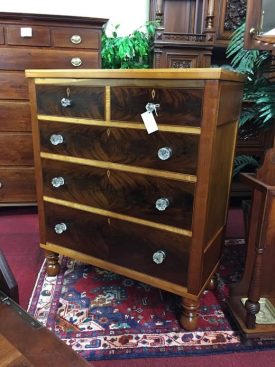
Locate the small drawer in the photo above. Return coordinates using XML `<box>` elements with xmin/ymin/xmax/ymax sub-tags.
<box><xmin>0</xmin><ymin>72</ymin><xmax>28</xmax><ymax>100</ymax></box>
<box><xmin>0</xmin><ymin>167</ymin><xmax>36</xmax><ymax>203</ymax></box>
<box><xmin>36</xmin><ymin>85</ymin><xmax>105</xmax><ymax>119</ymax></box>
<box><xmin>0</xmin><ymin>26</ymin><xmax>4</xmax><ymax>44</ymax></box>
<box><xmin>6</xmin><ymin>25</ymin><xmax>51</xmax><ymax>46</ymax></box>
<box><xmin>44</xmin><ymin>202</ymin><xmax>190</xmax><ymax>286</ymax></box>
<box><xmin>39</xmin><ymin>121</ymin><xmax>199</xmax><ymax>175</ymax></box>
<box><xmin>0</xmin><ymin>101</ymin><xmax>31</xmax><ymax>131</ymax></box>
<box><xmin>0</xmin><ymin>133</ymin><xmax>34</xmax><ymax>165</ymax></box>
<box><xmin>51</xmin><ymin>27</ymin><xmax>100</xmax><ymax>49</ymax></box>
<box><xmin>111</xmin><ymin>87</ymin><xmax>203</xmax><ymax>126</ymax></box>
<box><xmin>42</xmin><ymin>159</ymin><xmax>194</xmax><ymax>230</ymax></box>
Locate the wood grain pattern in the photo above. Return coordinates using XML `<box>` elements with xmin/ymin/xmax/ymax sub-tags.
<box><xmin>44</xmin><ymin>202</ymin><xmax>190</xmax><ymax>286</ymax></box>
<box><xmin>0</xmin><ymin>72</ymin><xmax>28</xmax><ymax>99</ymax></box>
<box><xmin>6</xmin><ymin>25</ymin><xmax>51</xmax><ymax>46</ymax></box>
<box><xmin>0</xmin><ymin>134</ymin><xmax>34</xmax><ymax>165</ymax></box>
<box><xmin>39</xmin><ymin>121</ymin><xmax>199</xmax><ymax>175</ymax></box>
<box><xmin>36</xmin><ymin>85</ymin><xmax>105</xmax><ymax>119</ymax></box>
<box><xmin>111</xmin><ymin>87</ymin><xmax>203</xmax><ymax>125</ymax></box>
<box><xmin>0</xmin><ymin>48</ymin><xmax>99</xmax><ymax>70</ymax></box>
<box><xmin>0</xmin><ymin>167</ymin><xmax>36</xmax><ymax>203</ymax></box>
<box><xmin>42</xmin><ymin>159</ymin><xmax>194</xmax><ymax>230</ymax></box>
<box><xmin>51</xmin><ymin>27</ymin><xmax>100</xmax><ymax>49</ymax></box>
<box><xmin>0</xmin><ymin>26</ymin><xmax>4</xmax><ymax>44</ymax></box>
<box><xmin>0</xmin><ymin>101</ymin><xmax>31</xmax><ymax>131</ymax></box>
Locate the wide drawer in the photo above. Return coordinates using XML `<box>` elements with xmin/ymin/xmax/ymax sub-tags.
<box><xmin>0</xmin><ymin>72</ymin><xmax>28</xmax><ymax>100</ymax></box>
<box><xmin>44</xmin><ymin>202</ymin><xmax>190</xmax><ymax>286</ymax></box>
<box><xmin>0</xmin><ymin>133</ymin><xmax>34</xmax><ymax>165</ymax></box>
<box><xmin>6</xmin><ymin>25</ymin><xmax>51</xmax><ymax>46</ymax></box>
<box><xmin>51</xmin><ymin>27</ymin><xmax>100</xmax><ymax>49</ymax></box>
<box><xmin>39</xmin><ymin>121</ymin><xmax>199</xmax><ymax>175</ymax></box>
<box><xmin>111</xmin><ymin>86</ymin><xmax>203</xmax><ymax>126</ymax></box>
<box><xmin>0</xmin><ymin>167</ymin><xmax>36</xmax><ymax>202</ymax></box>
<box><xmin>0</xmin><ymin>101</ymin><xmax>31</xmax><ymax>131</ymax></box>
<box><xmin>36</xmin><ymin>85</ymin><xmax>105</xmax><ymax>119</ymax></box>
<box><xmin>0</xmin><ymin>48</ymin><xmax>99</xmax><ymax>70</ymax></box>
<box><xmin>42</xmin><ymin>159</ymin><xmax>194</xmax><ymax>230</ymax></box>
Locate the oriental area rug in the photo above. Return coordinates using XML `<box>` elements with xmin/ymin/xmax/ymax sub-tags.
<box><xmin>28</xmin><ymin>239</ymin><xmax>275</xmax><ymax>361</ymax></box>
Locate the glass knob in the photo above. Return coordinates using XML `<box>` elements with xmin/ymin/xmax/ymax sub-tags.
<box><xmin>54</xmin><ymin>223</ymin><xmax>67</xmax><ymax>234</ymax></box>
<box><xmin>153</xmin><ymin>250</ymin><xmax>166</xmax><ymax>264</ymax></box>
<box><xmin>155</xmin><ymin>197</ymin><xmax>170</xmax><ymax>211</ymax></box>
<box><xmin>60</xmin><ymin>97</ymin><xmax>72</xmax><ymax>107</ymax></box>
<box><xmin>51</xmin><ymin>177</ymin><xmax>65</xmax><ymax>188</ymax></box>
<box><xmin>0</xmin><ymin>182</ymin><xmax>2</xmax><ymax>189</ymax></box>
<box><xmin>50</xmin><ymin>134</ymin><xmax>64</xmax><ymax>146</ymax></box>
<box><xmin>70</xmin><ymin>34</ymin><xmax>82</xmax><ymax>44</ymax></box>
<box><xmin>71</xmin><ymin>57</ymin><xmax>82</xmax><ymax>67</ymax></box>
<box><xmin>158</xmin><ymin>147</ymin><xmax>172</xmax><ymax>161</ymax></box>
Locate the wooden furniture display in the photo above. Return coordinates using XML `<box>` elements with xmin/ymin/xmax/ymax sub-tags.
<box><xmin>0</xmin><ymin>12</ymin><xmax>107</xmax><ymax>205</ymax></box>
<box><xmin>26</xmin><ymin>68</ymin><xmax>244</xmax><ymax>331</ymax></box>
<box><xmin>0</xmin><ymin>251</ymin><xmax>90</xmax><ymax>366</ymax></box>
<box><xmin>149</xmin><ymin>0</ymin><xmax>215</xmax><ymax>68</ymax></box>
<box><xmin>227</xmin><ymin>147</ymin><xmax>275</xmax><ymax>339</ymax></box>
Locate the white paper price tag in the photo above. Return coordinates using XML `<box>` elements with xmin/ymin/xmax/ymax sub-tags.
<box><xmin>20</xmin><ymin>27</ymin><xmax>32</xmax><ymax>38</ymax></box>
<box><xmin>141</xmin><ymin>111</ymin><xmax>159</xmax><ymax>134</ymax></box>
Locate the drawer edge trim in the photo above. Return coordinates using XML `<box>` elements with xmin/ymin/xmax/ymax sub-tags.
<box><xmin>43</xmin><ymin>195</ymin><xmax>192</xmax><ymax>237</ymax></box>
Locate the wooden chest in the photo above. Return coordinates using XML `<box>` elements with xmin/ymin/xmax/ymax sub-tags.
<box><xmin>0</xmin><ymin>12</ymin><xmax>107</xmax><ymax>205</ymax></box>
<box><xmin>26</xmin><ymin>68</ymin><xmax>244</xmax><ymax>330</ymax></box>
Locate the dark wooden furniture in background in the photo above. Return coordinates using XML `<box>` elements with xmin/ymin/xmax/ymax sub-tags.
<box><xmin>227</xmin><ymin>147</ymin><xmax>275</xmax><ymax>339</ymax></box>
<box><xmin>0</xmin><ymin>250</ymin><xmax>91</xmax><ymax>366</ymax></box>
<box><xmin>26</xmin><ymin>68</ymin><xmax>244</xmax><ymax>331</ymax></box>
<box><xmin>0</xmin><ymin>12</ymin><xmax>107</xmax><ymax>206</ymax></box>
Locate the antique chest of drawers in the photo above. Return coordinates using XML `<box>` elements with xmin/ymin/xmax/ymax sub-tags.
<box><xmin>0</xmin><ymin>12</ymin><xmax>107</xmax><ymax>205</ymax></box>
<box><xmin>26</xmin><ymin>68</ymin><xmax>244</xmax><ymax>330</ymax></box>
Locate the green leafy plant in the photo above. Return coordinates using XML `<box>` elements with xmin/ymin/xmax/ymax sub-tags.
<box><xmin>101</xmin><ymin>22</ymin><xmax>158</xmax><ymax>69</ymax></box>
<box><xmin>226</xmin><ymin>23</ymin><xmax>275</xmax><ymax>176</ymax></box>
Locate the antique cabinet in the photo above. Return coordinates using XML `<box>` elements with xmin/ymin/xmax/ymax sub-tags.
<box><xmin>0</xmin><ymin>12</ymin><xmax>107</xmax><ymax>205</ymax></box>
<box><xmin>26</xmin><ymin>68</ymin><xmax>244</xmax><ymax>330</ymax></box>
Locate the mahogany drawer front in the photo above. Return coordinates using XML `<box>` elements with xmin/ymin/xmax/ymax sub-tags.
<box><xmin>0</xmin><ymin>26</ymin><xmax>4</xmax><ymax>44</ymax></box>
<box><xmin>0</xmin><ymin>101</ymin><xmax>31</xmax><ymax>131</ymax></box>
<box><xmin>0</xmin><ymin>48</ymin><xmax>99</xmax><ymax>70</ymax></box>
<box><xmin>111</xmin><ymin>87</ymin><xmax>203</xmax><ymax>126</ymax></box>
<box><xmin>0</xmin><ymin>72</ymin><xmax>28</xmax><ymax>100</ymax></box>
<box><xmin>39</xmin><ymin>122</ymin><xmax>199</xmax><ymax>175</ymax></box>
<box><xmin>6</xmin><ymin>25</ymin><xmax>51</xmax><ymax>46</ymax></box>
<box><xmin>0</xmin><ymin>167</ymin><xmax>36</xmax><ymax>202</ymax></box>
<box><xmin>42</xmin><ymin>159</ymin><xmax>194</xmax><ymax>230</ymax></box>
<box><xmin>51</xmin><ymin>27</ymin><xmax>100</xmax><ymax>49</ymax></box>
<box><xmin>36</xmin><ymin>86</ymin><xmax>105</xmax><ymax>119</ymax></box>
<box><xmin>0</xmin><ymin>134</ymin><xmax>34</xmax><ymax>165</ymax></box>
<box><xmin>44</xmin><ymin>202</ymin><xmax>190</xmax><ymax>286</ymax></box>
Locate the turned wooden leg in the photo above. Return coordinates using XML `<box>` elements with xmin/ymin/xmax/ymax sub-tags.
<box><xmin>45</xmin><ymin>251</ymin><xmax>60</xmax><ymax>276</ymax></box>
<box><xmin>180</xmin><ymin>297</ymin><xmax>200</xmax><ymax>331</ymax></box>
<box><xmin>206</xmin><ymin>274</ymin><xmax>217</xmax><ymax>291</ymax></box>
<box><xmin>245</xmin><ymin>298</ymin><xmax>260</xmax><ymax>329</ymax></box>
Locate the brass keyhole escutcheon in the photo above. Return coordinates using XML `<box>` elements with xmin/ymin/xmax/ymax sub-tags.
<box><xmin>66</xmin><ymin>87</ymin><xmax>70</xmax><ymax>97</ymax></box>
<box><xmin>151</xmin><ymin>89</ymin><xmax>155</xmax><ymax>101</ymax></box>
<box><xmin>107</xmin><ymin>218</ymin><xmax>111</xmax><ymax>225</ymax></box>
<box><xmin>107</xmin><ymin>170</ymin><xmax>111</xmax><ymax>178</ymax></box>
<box><xmin>107</xmin><ymin>128</ymin><xmax>111</xmax><ymax>137</ymax></box>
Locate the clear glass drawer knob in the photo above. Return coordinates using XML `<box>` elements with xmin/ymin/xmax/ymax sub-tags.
<box><xmin>155</xmin><ymin>197</ymin><xmax>170</xmax><ymax>211</ymax></box>
<box><xmin>153</xmin><ymin>250</ymin><xmax>166</xmax><ymax>264</ymax></box>
<box><xmin>50</xmin><ymin>134</ymin><xmax>64</xmax><ymax>146</ymax></box>
<box><xmin>70</xmin><ymin>34</ymin><xmax>82</xmax><ymax>44</ymax></box>
<box><xmin>71</xmin><ymin>57</ymin><xmax>82</xmax><ymax>67</ymax></box>
<box><xmin>54</xmin><ymin>223</ymin><xmax>67</xmax><ymax>234</ymax></box>
<box><xmin>158</xmin><ymin>147</ymin><xmax>172</xmax><ymax>160</ymax></box>
<box><xmin>51</xmin><ymin>177</ymin><xmax>65</xmax><ymax>188</ymax></box>
<box><xmin>60</xmin><ymin>97</ymin><xmax>72</xmax><ymax>107</ymax></box>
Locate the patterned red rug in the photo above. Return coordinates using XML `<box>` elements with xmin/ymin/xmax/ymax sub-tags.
<box><xmin>28</xmin><ymin>239</ymin><xmax>275</xmax><ymax>361</ymax></box>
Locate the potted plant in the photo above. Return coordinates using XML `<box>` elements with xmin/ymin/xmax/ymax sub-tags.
<box><xmin>101</xmin><ymin>22</ymin><xmax>158</xmax><ymax>69</ymax></box>
<box><xmin>226</xmin><ymin>23</ymin><xmax>275</xmax><ymax>176</ymax></box>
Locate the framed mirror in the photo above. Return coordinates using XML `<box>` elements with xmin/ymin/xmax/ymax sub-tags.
<box><xmin>244</xmin><ymin>0</ymin><xmax>275</xmax><ymax>50</ymax></box>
